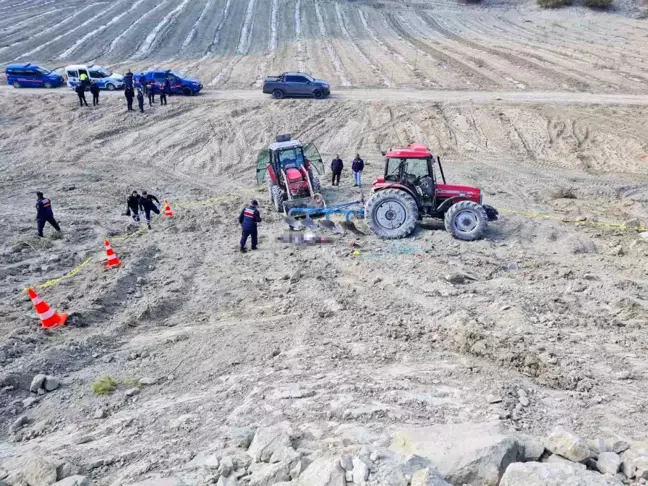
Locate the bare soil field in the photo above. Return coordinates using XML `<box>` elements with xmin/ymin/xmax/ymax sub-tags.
<box><xmin>2</xmin><ymin>0</ymin><xmax>648</xmax><ymax>485</ymax></box>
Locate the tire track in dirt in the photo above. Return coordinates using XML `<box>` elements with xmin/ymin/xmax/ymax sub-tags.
<box><xmin>181</xmin><ymin>0</ymin><xmax>214</xmax><ymax>50</ymax></box>
<box><xmin>253</xmin><ymin>0</ymin><xmax>278</xmax><ymax>87</ymax></box>
<box><xmin>58</xmin><ymin>0</ymin><xmax>149</xmax><ymax>60</ymax></box>
<box><xmin>385</xmin><ymin>12</ymin><xmax>500</xmax><ymax>90</ymax></box>
<box><xmin>0</xmin><ymin>3</ymin><xmax>102</xmax><ymax>57</ymax></box>
<box><xmin>313</xmin><ymin>0</ymin><xmax>350</xmax><ymax>87</ymax></box>
<box><xmin>420</xmin><ymin>13</ymin><xmax>589</xmax><ymax>92</ymax></box>
<box><xmin>295</xmin><ymin>0</ymin><xmax>306</xmax><ymax>72</ymax></box>
<box><xmin>209</xmin><ymin>0</ymin><xmax>256</xmax><ymax>86</ymax></box>
<box><xmin>13</xmin><ymin>1</ymin><xmax>117</xmax><ymax>61</ymax></box>
<box><xmin>105</xmin><ymin>0</ymin><xmax>169</xmax><ymax>57</ymax></box>
<box><xmin>133</xmin><ymin>0</ymin><xmax>191</xmax><ymax>60</ymax></box>
<box><xmin>0</xmin><ymin>6</ymin><xmax>69</xmax><ymax>40</ymax></box>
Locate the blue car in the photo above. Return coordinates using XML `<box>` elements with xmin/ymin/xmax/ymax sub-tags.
<box><xmin>5</xmin><ymin>63</ymin><xmax>64</xmax><ymax>89</ymax></box>
<box><xmin>134</xmin><ymin>70</ymin><xmax>202</xmax><ymax>96</ymax></box>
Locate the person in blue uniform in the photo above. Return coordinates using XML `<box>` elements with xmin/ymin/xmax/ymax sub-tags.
<box><xmin>36</xmin><ymin>192</ymin><xmax>61</xmax><ymax>237</ymax></box>
<box><xmin>238</xmin><ymin>200</ymin><xmax>261</xmax><ymax>252</ymax></box>
<box><xmin>139</xmin><ymin>191</ymin><xmax>160</xmax><ymax>229</ymax></box>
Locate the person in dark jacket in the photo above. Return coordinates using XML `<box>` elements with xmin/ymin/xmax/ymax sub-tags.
<box><xmin>331</xmin><ymin>155</ymin><xmax>343</xmax><ymax>186</ymax></box>
<box><xmin>35</xmin><ymin>192</ymin><xmax>61</xmax><ymax>237</ymax></box>
<box><xmin>90</xmin><ymin>80</ymin><xmax>100</xmax><ymax>106</ymax></box>
<box><xmin>351</xmin><ymin>154</ymin><xmax>364</xmax><ymax>187</ymax></box>
<box><xmin>124</xmin><ymin>70</ymin><xmax>133</xmax><ymax>89</ymax></box>
<box><xmin>125</xmin><ymin>86</ymin><xmax>135</xmax><ymax>111</ymax></box>
<box><xmin>75</xmin><ymin>84</ymin><xmax>88</xmax><ymax>107</ymax></box>
<box><xmin>146</xmin><ymin>82</ymin><xmax>156</xmax><ymax>105</ymax></box>
<box><xmin>239</xmin><ymin>200</ymin><xmax>261</xmax><ymax>252</ymax></box>
<box><xmin>139</xmin><ymin>191</ymin><xmax>160</xmax><ymax>229</ymax></box>
<box><xmin>160</xmin><ymin>77</ymin><xmax>170</xmax><ymax>105</ymax></box>
<box><xmin>125</xmin><ymin>190</ymin><xmax>141</xmax><ymax>222</ymax></box>
<box><xmin>136</xmin><ymin>88</ymin><xmax>144</xmax><ymax>113</ymax></box>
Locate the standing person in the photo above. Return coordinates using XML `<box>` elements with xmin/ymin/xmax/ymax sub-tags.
<box><xmin>90</xmin><ymin>80</ymin><xmax>100</xmax><ymax>106</ymax></box>
<box><xmin>125</xmin><ymin>190</ymin><xmax>141</xmax><ymax>223</ymax></box>
<box><xmin>160</xmin><ymin>77</ymin><xmax>170</xmax><ymax>105</ymax></box>
<box><xmin>35</xmin><ymin>192</ymin><xmax>61</xmax><ymax>237</ymax></box>
<box><xmin>125</xmin><ymin>86</ymin><xmax>135</xmax><ymax>111</ymax></box>
<box><xmin>351</xmin><ymin>153</ymin><xmax>364</xmax><ymax>187</ymax></box>
<box><xmin>79</xmin><ymin>72</ymin><xmax>89</xmax><ymax>89</ymax></box>
<box><xmin>145</xmin><ymin>82</ymin><xmax>156</xmax><ymax>105</ymax></box>
<box><xmin>75</xmin><ymin>84</ymin><xmax>88</xmax><ymax>107</ymax></box>
<box><xmin>239</xmin><ymin>200</ymin><xmax>261</xmax><ymax>252</ymax></box>
<box><xmin>124</xmin><ymin>70</ymin><xmax>133</xmax><ymax>89</ymax></box>
<box><xmin>331</xmin><ymin>154</ymin><xmax>344</xmax><ymax>186</ymax></box>
<box><xmin>139</xmin><ymin>191</ymin><xmax>160</xmax><ymax>229</ymax></box>
<box><xmin>136</xmin><ymin>88</ymin><xmax>144</xmax><ymax>113</ymax></box>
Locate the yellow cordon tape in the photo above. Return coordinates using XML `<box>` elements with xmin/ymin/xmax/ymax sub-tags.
<box><xmin>500</xmin><ymin>208</ymin><xmax>648</xmax><ymax>232</ymax></box>
<box><xmin>28</xmin><ymin>257</ymin><xmax>94</xmax><ymax>291</ymax></box>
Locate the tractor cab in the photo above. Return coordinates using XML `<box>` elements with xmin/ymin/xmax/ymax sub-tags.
<box><xmin>256</xmin><ymin>135</ymin><xmax>325</xmax><ymax>213</ymax></box>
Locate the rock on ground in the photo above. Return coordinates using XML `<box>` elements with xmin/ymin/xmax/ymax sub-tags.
<box><xmin>52</xmin><ymin>476</ymin><xmax>89</xmax><ymax>486</ymax></box>
<box><xmin>596</xmin><ymin>452</ymin><xmax>621</xmax><ymax>475</ymax></box>
<box><xmin>500</xmin><ymin>462</ymin><xmax>624</xmax><ymax>486</ymax></box>
<box><xmin>43</xmin><ymin>376</ymin><xmax>60</xmax><ymax>392</ymax></box>
<box><xmin>516</xmin><ymin>434</ymin><xmax>545</xmax><ymax>461</ymax></box>
<box><xmin>410</xmin><ymin>468</ymin><xmax>452</xmax><ymax>486</ymax></box>
<box><xmin>23</xmin><ymin>456</ymin><xmax>57</xmax><ymax>486</ymax></box>
<box><xmin>248</xmin><ymin>462</ymin><xmax>290</xmax><ymax>486</ymax></box>
<box><xmin>247</xmin><ymin>424</ymin><xmax>292</xmax><ymax>463</ymax></box>
<box><xmin>547</xmin><ymin>430</ymin><xmax>592</xmax><ymax>462</ymax></box>
<box><xmin>30</xmin><ymin>374</ymin><xmax>46</xmax><ymax>393</ymax></box>
<box><xmin>390</xmin><ymin>422</ymin><xmax>523</xmax><ymax>485</ymax></box>
<box><xmin>295</xmin><ymin>458</ymin><xmax>345</xmax><ymax>486</ymax></box>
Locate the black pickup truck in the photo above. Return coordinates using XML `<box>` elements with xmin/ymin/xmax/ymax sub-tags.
<box><xmin>262</xmin><ymin>72</ymin><xmax>331</xmax><ymax>99</ymax></box>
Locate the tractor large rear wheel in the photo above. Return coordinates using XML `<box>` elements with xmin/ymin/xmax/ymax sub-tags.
<box><xmin>271</xmin><ymin>185</ymin><xmax>285</xmax><ymax>213</ymax></box>
<box><xmin>444</xmin><ymin>201</ymin><xmax>488</xmax><ymax>241</ymax></box>
<box><xmin>365</xmin><ymin>189</ymin><xmax>418</xmax><ymax>239</ymax></box>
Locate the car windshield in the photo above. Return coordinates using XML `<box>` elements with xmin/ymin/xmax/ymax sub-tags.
<box><xmin>278</xmin><ymin>148</ymin><xmax>304</xmax><ymax>168</ymax></box>
<box><xmin>96</xmin><ymin>68</ymin><xmax>111</xmax><ymax>77</ymax></box>
<box><xmin>36</xmin><ymin>67</ymin><xmax>51</xmax><ymax>75</ymax></box>
<box><xmin>386</xmin><ymin>158</ymin><xmax>430</xmax><ymax>178</ymax></box>
<box><xmin>303</xmin><ymin>74</ymin><xmax>314</xmax><ymax>82</ymax></box>
<box><xmin>169</xmin><ymin>71</ymin><xmax>183</xmax><ymax>78</ymax></box>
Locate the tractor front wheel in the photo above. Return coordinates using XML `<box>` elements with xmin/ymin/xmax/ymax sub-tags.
<box><xmin>365</xmin><ymin>189</ymin><xmax>418</xmax><ymax>239</ymax></box>
<box><xmin>271</xmin><ymin>185</ymin><xmax>285</xmax><ymax>213</ymax></box>
<box><xmin>444</xmin><ymin>201</ymin><xmax>488</xmax><ymax>241</ymax></box>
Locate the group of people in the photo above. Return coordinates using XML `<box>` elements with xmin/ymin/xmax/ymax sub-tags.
<box><xmin>123</xmin><ymin>70</ymin><xmax>171</xmax><ymax>113</ymax></box>
<box><xmin>125</xmin><ymin>190</ymin><xmax>162</xmax><ymax>229</ymax></box>
<box><xmin>74</xmin><ymin>70</ymin><xmax>171</xmax><ymax>113</ymax></box>
<box><xmin>330</xmin><ymin>154</ymin><xmax>364</xmax><ymax>187</ymax></box>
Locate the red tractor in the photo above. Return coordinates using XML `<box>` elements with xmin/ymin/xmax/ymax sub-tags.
<box><xmin>256</xmin><ymin>135</ymin><xmax>325</xmax><ymax>214</ymax></box>
<box><xmin>365</xmin><ymin>144</ymin><xmax>498</xmax><ymax>240</ymax></box>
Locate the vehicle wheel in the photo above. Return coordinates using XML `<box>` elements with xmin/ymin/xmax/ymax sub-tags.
<box><xmin>310</xmin><ymin>172</ymin><xmax>321</xmax><ymax>193</ymax></box>
<box><xmin>12</xmin><ymin>81</ymin><xmax>20</xmax><ymax>88</ymax></box>
<box><xmin>272</xmin><ymin>89</ymin><xmax>284</xmax><ymax>100</ymax></box>
<box><xmin>44</xmin><ymin>82</ymin><xmax>53</xmax><ymax>89</ymax></box>
<box><xmin>182</xmin><ymin>87</ymin><xmax>193</xmax><ymax>96</ymax></box>
<box><xmin>444</xmin><ymin>201</ymin><xmax>488</xmax><ymax>241</ymax></box>
<box><xmin>271</xmin><ymin>185</ymin><xmax>285</xmax><ymax>213</ymax></box>
<box><xmin>313</xmin><ymin>89</ymin><xmax>323</xmax><ymax>99</ymax></box>
<box><xmin>365</xmin><ymin>189</ymin><xmax>418</xmax><ymax>239</ymax></box>
<box><xmin>106</xmin><ymin>83</ymin><xmax>116</xmax><ymax>91</ymax></box>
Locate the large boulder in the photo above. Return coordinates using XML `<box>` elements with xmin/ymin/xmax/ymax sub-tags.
<box><xmin>52</xmin><ymin>477</ymin><xmax>89</xmax><ymax>486</ymax></box>
<box><xmin>621</xmin><ymin>447</ymin><xmax>648</xmax><ymax>478</ymax></box>
<box><xmin>24</xmin><ymin>456</ymin><xmax>58</xmax><ymax>486</ymax></box>
<box><xmin>500</xmin><ymin>462</ymin><xmax>623</xmax><ymax>486</ymax></box>
<box><xmin>295</xmin><ymin>458</ymin><xmax>345</xmax><ymax>486</ymax></box>
<box><xmin>248</xmin><ymin>462</ymin><xmax>290</xmax><ymax>486</ymax></box>
<box><xmin>596</xmin><ymin>452</ymin><xmax>621</xmax><ymax>475</ymax></box>
<box><xmin>410</xmin><ymin>468</ymin><xmax>452</xmax><ymax>486</ymax></box>
<box><xmin>247</xmin><ymin>424</ymin><xmax>293</xmax><ymax>463</ymax></box>
<box><xmin>547</xmin><ymin>430</ymin><xmax>591</xmax><ymax>463</ymax></box>
<box><xmin>390</xmin><ymin>422</ymin><xmax>523</xmax><ymax>486</ymax></box>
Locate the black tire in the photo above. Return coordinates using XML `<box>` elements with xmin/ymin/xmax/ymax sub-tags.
<box><xmin>365</xmin><ymin>189</ymin><xmax>418</xmax><ymax>239</ymax></box>
<box><xmin>12</xmin><ymin>81</ymin><xmax>20</xmax><ymax>88</ymax></box>
<box><xmin>44</xmin><ymin>82</ymin><xmax>53</xmax><ymax>89</ymax></box>
<box><xmin>182</xmin><ymin>87</ymin><xmax>193</xmax><ymax>96</ymax></box>
<box><xmin>271</xmin><ymin>185</ymin><xmax>285</xmax><ymax>213</ymax></box>
<box><xmin>313</xmin><ymin>89</ymin><xmax>323</xmax><ymax>99</ymax></box>
<box><xmin>272</xmin><ymin>89</ymin><xmax>284</xmax><ymax>99</ymax></box>
<box><xmin>106</xmin><ymin>83</ymin><xmax>116</xmax><ymax>91</ymax></box>
<box><xmin>444</xmin><ymin>201</ymin><xmax>488</xmax><ymax>241</ymax></box>
<box><xmin>310</xmin><ymin>172</ymin><xmax>321</xmax><ymax>193</ymax></box>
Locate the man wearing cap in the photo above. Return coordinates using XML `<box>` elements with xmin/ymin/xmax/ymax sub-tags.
<box><xmin>35</xmin><ymin>192</ymin><xmax>61</xmax><ymax>237</ymax></box>
<box><xmin>238</xmin><ymin>200</ymin><xmax>262</xmax><ymax>252</ymax></box>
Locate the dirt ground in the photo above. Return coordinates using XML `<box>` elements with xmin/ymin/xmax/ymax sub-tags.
<box><xmin>2</xmin><ymin>0</ymin><xmax>648</xmax><ymax>485</ymax></box>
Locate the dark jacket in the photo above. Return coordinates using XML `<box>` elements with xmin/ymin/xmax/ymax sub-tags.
<box><xmin>127</xmin><ymin>194</ymin><xmax>140</xmax><ymax>212</ymax></box>
<box><xmin>239</xmin><ymin>206</ymin><xmax>261</xmax><ymax>231</ymax></box>
<box><xmin>36</xmin><ymin>198</ymin><xmax>54</xmax><ymax>220</ymax></box>
<box><xmin>137</xmin><ymin>90</ymin><xmax>144</xmax><ymax>101</ymax></box>
<box><xmin>90</xmin><ymin>84</ymin><xmax>100</xmax><ymax>95</ymax></box>
<box><xmin>149</xmin><ymin>83</ymin><xmax>157</xmax><ymax>95</ymax></box>
<box><xmin>139</xmin><ymin>194</ymin><xmax>160</xmax><ymax>211</ymax></box>
<box><xmin>124</xmin><ymin>73</ymin><xmax>133</xmax><ymax>88</ymax></box>
<box><xmin>164</xmin><ymin>80</ymin><xmax>171</xmax><ymax>94</ymax></box>
<box><xmin>75</xmin><ymin>84</ymin><xmax>85</xmax><ymax>95</ymax></box>
<box><xmin>331</xmin><ymin>158</ymin><xmax>344</xmax><ymax>173</ymax></box>
<box><xmin>125</xmin><ymin>86</ymin><xmax>134</xmax><ymax>99</ymax></box>
<box><xmin>352</xmin><ymin>157</ymin><xmax>364</xmax><ymax>172</ymax></box>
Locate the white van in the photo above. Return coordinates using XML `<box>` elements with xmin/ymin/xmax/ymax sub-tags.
<box><xmin>65</xmin><ymin>64</ymin><xmax>124</xmax><ymax>90</ymax></box>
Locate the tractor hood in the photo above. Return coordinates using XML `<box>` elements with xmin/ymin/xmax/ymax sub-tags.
<box><xmin>436</xmin><ymin>183</ymin><xmax>481</xmax><ymax>202</ymax></box>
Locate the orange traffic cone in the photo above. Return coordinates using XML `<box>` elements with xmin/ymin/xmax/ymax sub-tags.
<box><xmin>28</xmin><ymin>288</ymin><xmax>67</xmax><ymax>329</ymax></box>
<box><xmin>163</xmin><ymin>200</ymin><xmax>174</xmax><ymax>217</ymax></box>
<box><xmin>104</xmin><ymin>239</ymin><xmax>122</xmax><ymax>269</ymax></box>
